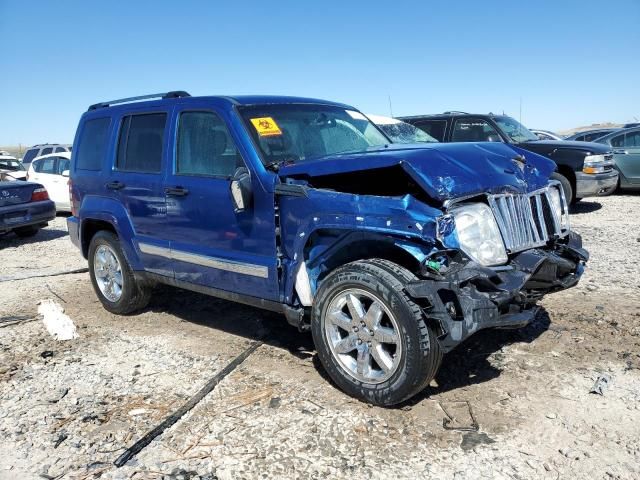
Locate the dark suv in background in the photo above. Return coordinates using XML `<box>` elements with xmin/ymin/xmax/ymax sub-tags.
<box><xmin>401</xmin><ymin>112</ymin><xmax>618</xmax><ymax>204</ymax></box>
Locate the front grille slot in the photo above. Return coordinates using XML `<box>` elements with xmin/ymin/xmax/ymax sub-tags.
<box><xmin>488</xmin><ymin>184</ymin><xmax>569</xmax><ymax>253</ymax></box>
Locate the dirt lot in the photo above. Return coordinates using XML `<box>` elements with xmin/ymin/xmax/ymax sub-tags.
<box><xmin>1</xmin><ymin>194</ymin><xmax>639</xmax><ymax>480</ymax></box>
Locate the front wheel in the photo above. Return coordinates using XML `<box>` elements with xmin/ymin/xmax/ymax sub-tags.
<box><xmin>88</xmin><ymin>231</ymin><xmax>151</xmax><ymax>314</ymax></box>
<box><xmin>311</xmin><ymin>259</ymin><xmax>442</xmax><ymax>406</ymax></box>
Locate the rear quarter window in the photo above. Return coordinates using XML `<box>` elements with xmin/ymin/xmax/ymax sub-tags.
<box><xmin>75</xmin><ymin>117</ymin><xmax>111</xmax><ymax>170</ymax></box>
<box><xmin>22</xmin><ymin>149</ymin><xmax>39</xmax><ymax>164</ymax></box>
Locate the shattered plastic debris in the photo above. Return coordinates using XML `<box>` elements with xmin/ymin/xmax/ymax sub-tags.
<box><xmin>590</xmin><ymin>374</ymin><xmax>611</xmax><ymax>395</ymax></box>
<box><xmin>38</xmin><ymin>299</ymin><xmax>79</xmax><ymax>341</ymax></box>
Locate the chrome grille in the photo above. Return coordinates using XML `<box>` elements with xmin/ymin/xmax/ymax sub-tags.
<box><xmin>488</xmin><ymin>182</ymin><xmax>569</xmax><ymax>253</ymax></box>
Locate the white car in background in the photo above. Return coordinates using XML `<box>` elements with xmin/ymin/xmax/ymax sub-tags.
<box><xmin>27</xmin><ymin>152</ymin><xmax>71</xmax><ymax>211</ymax></box>
<box><xmin>0</xmin><ymin>154</ymin><xmax>28</xmax><ymax>181</ymax></box>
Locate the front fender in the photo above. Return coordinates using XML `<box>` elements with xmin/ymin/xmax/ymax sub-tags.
<box><xmin>278</xmin><ymin>188</ymin><xmax>443</xmax><ymax>305</ymax></box>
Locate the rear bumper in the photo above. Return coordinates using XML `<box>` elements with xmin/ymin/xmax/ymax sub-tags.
<box><xmin>0</xmin><ymin>200</ymin><xmax>56</xmax><ymax>233</ymax></box>
<box><xmin>575</xmin><ymin>170</ymin><xmax>618</xmax><ymax>198</ymax></box>
<box><xmin>405</xmin><ymin>232</ymin><xmax>588</xmax><ymax>352</ymax></box>
<box><xmin>67</xmin><ymin>216</ymin><xmax>81</xmax><ymax>251</ymax></box>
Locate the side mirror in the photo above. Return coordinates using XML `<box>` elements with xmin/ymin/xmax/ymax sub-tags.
<box><xmin>230</xmin><ymin>167</ymin><xmax>252</xmax><ymax>213</ymax></box>
<box><xmin>61</xmin><ymin>170</ymin><xmax>70</xmax><ymax>177</ymax></box>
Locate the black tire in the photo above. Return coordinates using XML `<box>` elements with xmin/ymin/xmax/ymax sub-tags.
<box><xmin>13</xmin><ymin>226</ymin><xmax>39</xmax><ymax>238</ymax></box>
<box><xmin>88</xmin><ymin>230</ymin><xmax>151</xmax><ymax>314</ymax></box>
<box><xmin>551</xmin><ymin>172</ymin><xmax>574</xmax><ymax>204</ymax></box>
<box><xmin>311</xmin><ymin>258</ymin><xmax>442</xmax><ymax>406</ymax></box>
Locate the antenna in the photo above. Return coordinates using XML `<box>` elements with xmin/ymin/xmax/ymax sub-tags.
<box><xmin>519</xmin><ymin>97</ymin><xmax>523</xmax><ymax>135</ymax></box>
<box><xmin>388</xmin><ymin>95</ymin><xmax>394</xmax><ymax>117</ymax></box>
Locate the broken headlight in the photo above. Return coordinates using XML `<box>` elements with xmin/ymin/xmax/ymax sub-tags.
<box><xmin>449</xmin><ymin>203</ymin><xmax>508</xmax><ymax>266</ymax></box>
<box><xmin>547</xmin><ymin>184</ymin><xmax>570</xmax><ymax>231</ymax></box>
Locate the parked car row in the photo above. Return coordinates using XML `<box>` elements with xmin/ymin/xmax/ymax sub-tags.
<box><xmin>368</xmin><ymin>112</ymin><xmax>618</xmax><ymax>204</ymax></box>
<box><xmin>367</xmin><ymin>113</ymin><xmax>639</xmax><ymax>199</ymax></box>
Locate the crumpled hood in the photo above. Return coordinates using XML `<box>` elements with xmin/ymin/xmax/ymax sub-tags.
<box><xmin>278</xmin><ymin>142</ymin><xmax>556</xmax><ymax>202</ymax></box>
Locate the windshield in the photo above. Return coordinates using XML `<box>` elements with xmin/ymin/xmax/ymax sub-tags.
<box><xmin>0</xmin><ymin>160</ymin><xmax>24</xmax><ymax>171</ymax></box>
<box><xmin>494</xmin><ymin>116</ymin><xmax>539</xmax><ymax>143</ymax></box>
<box><xmin>239</xmin><ymin>104</ymin><xmax>389</xmax><ymax>165</ymax></box>
<box><xmin>376</xmin><ymin>120</ymin><xmax>438</xmax><ymax>144</ymax></box>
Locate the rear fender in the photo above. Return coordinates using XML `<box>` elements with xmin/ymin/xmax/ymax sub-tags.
<box><xmin>79</xmin><ymin>195</ymin><xmax>141</xmax><ymax>269</ymax></box>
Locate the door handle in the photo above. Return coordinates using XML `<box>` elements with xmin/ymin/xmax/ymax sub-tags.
<box><xmin>613</xmin><ymin>149</ymin><xmax>628</xmax><ymax>155</ymax></box>
<box><xmin>165</xmin><ymin>186</ymin><xmax>189</xmax><ymax>196</ymax></box>
<box><xmin>106</xmin><ymin>181</ymin><xmax>125</xmax><ymax>190</ymax></box>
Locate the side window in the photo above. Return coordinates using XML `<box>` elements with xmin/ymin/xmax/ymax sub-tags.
<box><xmin>41</xmin><ymin>147</ymin><xmax>53</xmax><ymax>156</ymax></box>
<box><xmin>32</xmin><ymin>160</ymin><xmax>42</xmax><ymax>172</ymax></box>
<box><xmin>54</xmin><ymin>147</ymin><xmax>67</xmax><ymax>153</ymax></box>
<box><xmin>415</xmin><ymin>120</ymin><xmax>447</xmax><ymax>142</ymax></box>
<box><xmin>452</xmin><ymin>119</ymin><xmax>501</xmax><ymax>142</ymax></box>
<box><xmin>610</xmin><ymin>134</ymin><xmax>625</xmax><ymax>148</ymax></box>
<box><xmin>176</xmin><ymin>111</ymin><xmax>242</xmax><ymax>177</ymax></box>
<box><xmin>623</xmin><ymin>131</ymin><xmax>640</xmax><ymax>147</ymax></box>
<box><xmin>574</xmin><ymin>134</ymin><xmax>585</xmax><ymax>141</ymax></box>
<box><xmin>57</xmin><ymin>158</ymin><xmax>70</xmax><ymax>174</ymax></box>
<box><xmin>39</xmin><ymin>157</ymin><xmax>57</xmax><ymax>174</ymax></box>
<box><xmin>76</xmin><ymin>117</ymin><xmax>111</xmax><ymax>170</ymax></box>
<box><xmin>116</xmin><ymin>113</ymin><xmax>166</xmax><ymax>173</ymax></box>
<box><xmin>22</xmin><ymin>149</ymin><xmax>39</xmax><ymax>164</ymax></box>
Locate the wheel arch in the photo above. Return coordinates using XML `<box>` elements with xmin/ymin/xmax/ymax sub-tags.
<box><xmin>78</xmin><ymin>196</ymin><xmax>142</xmax><ymax>269</ymax></box>
<box><xmin>287</xmin><ymin>228</ymin><xmax>434</xmax><ymax>307</ymax></box>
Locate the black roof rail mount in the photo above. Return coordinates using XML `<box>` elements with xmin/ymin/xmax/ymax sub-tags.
<box><xmin>88</xmin><ymin>91</ymin><xmax>191</xmax><ymax>111</ymax></box>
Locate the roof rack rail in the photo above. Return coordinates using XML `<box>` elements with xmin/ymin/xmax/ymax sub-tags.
<box><xmin>88</xmin><ymin>91</ymin><xmax>191</xmax><ymax>111</ymax></box>
<box><xmin>442</xmin><ymin>111</ymin><xmax>468</xmax><ymax>114</ymax></box>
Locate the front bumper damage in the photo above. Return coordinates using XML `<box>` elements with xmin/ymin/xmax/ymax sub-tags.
<box><xmin>405</xmin><ymin>232</ymin><xmax>588</xmax><ymax>352</ymax></box>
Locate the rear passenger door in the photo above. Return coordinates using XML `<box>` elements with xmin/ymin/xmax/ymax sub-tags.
<box><xmin>30</xmin><ymin>156</ymin><xmax>58</xmax><ymax>186</ymax></box>
<box><xmin>108</xmin><ymin>110</ymin><xmax>171</xmax><ymax>276</ymax></box>
<box><xmin>163</xmin><ymin>107</ymin><xmax>279</xmax><ymax>300</ymax></box>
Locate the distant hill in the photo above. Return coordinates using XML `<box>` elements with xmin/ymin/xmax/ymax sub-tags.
<box><xmin>0</xmin><ymin>146</ymin><xmax>26</xmax><ymax>158</ymax></box>
<box><xmin>558</xmin><ymin>123</ymin><xmax>623</xmax><ymax>137</ymax></box>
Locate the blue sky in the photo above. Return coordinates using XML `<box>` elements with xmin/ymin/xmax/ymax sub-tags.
<box><xmin>1</xmin><ymin>0</ymin><xmax>638</xmax><ymax>145</ymax></box>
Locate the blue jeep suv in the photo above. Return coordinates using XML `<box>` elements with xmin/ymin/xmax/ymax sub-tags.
<box><xmin>67</xmin><ymin>91</ymin><xmax>588</xmax><ymax>406</ymax></box>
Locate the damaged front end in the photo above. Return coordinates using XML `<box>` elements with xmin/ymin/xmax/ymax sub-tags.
<box><xmin>406</xmin><ymin>232</ymin><xmax>587</xmax><ymax>352</ymax></box>
<box><xmin>277</xmin><ymin>142</ymin><xmax>588</xmax><ymax>351</ymax></box>
<box><xmin>406</xmin><ymin>180</ymin><xmax>588</xmax><ymax>352</ymax></box>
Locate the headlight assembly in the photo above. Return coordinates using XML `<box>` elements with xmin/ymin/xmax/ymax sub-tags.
<box><xmin>583</xmin><ymin>154</ymin><xmax>611</xmax><ymax>174</ymax></box>
<box><xmin>448</xmin><ymin>203</ymin><xmax>507</xmax><ymax>266</ymax></box>
<box><xmin>547</xmin><ymin>184</ymin><xmax>570</xmax><ymax>231</ymax></box>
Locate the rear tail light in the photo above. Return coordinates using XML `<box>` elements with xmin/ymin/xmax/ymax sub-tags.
<box><xmin>31</xmin><ymin>187</ymin><xmax>49</xmax><ymax>202</ymax></box>
<box><xmin>68</xmin><ymin>178</ymin><xmax>78</xmax><ymax>216</ymax></box>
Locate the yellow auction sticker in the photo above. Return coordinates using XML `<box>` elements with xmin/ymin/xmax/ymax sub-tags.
<box><xmin>250</xmin><ymin>117</ymin><xmax>282</xmax><ymax>136</ymax></box>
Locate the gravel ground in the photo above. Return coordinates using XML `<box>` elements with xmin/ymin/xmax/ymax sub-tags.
<box><xmin>0</xmin><ymin>196</ymin><xmax>639</xmax><ymax>480</ymax></box>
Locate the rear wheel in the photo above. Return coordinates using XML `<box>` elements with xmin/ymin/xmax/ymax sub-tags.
<box><xmin>88</xmin><ymin>231</ymin><xmax>151</xmax><ymax>314</ymax></box>
<box><xmin>311</xmin><ymin>259</ymin><xmax>442</xmax><ymax>406</ymax></box>
<box><xmin>13</xmin><ymin>226</ymin><xmax>39</xmax><ymax>238</ymax></box>
<box><xmin>551</xmin><ymin>172</ymin><xmax>574</xmax><ymax>204</ymax></box>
